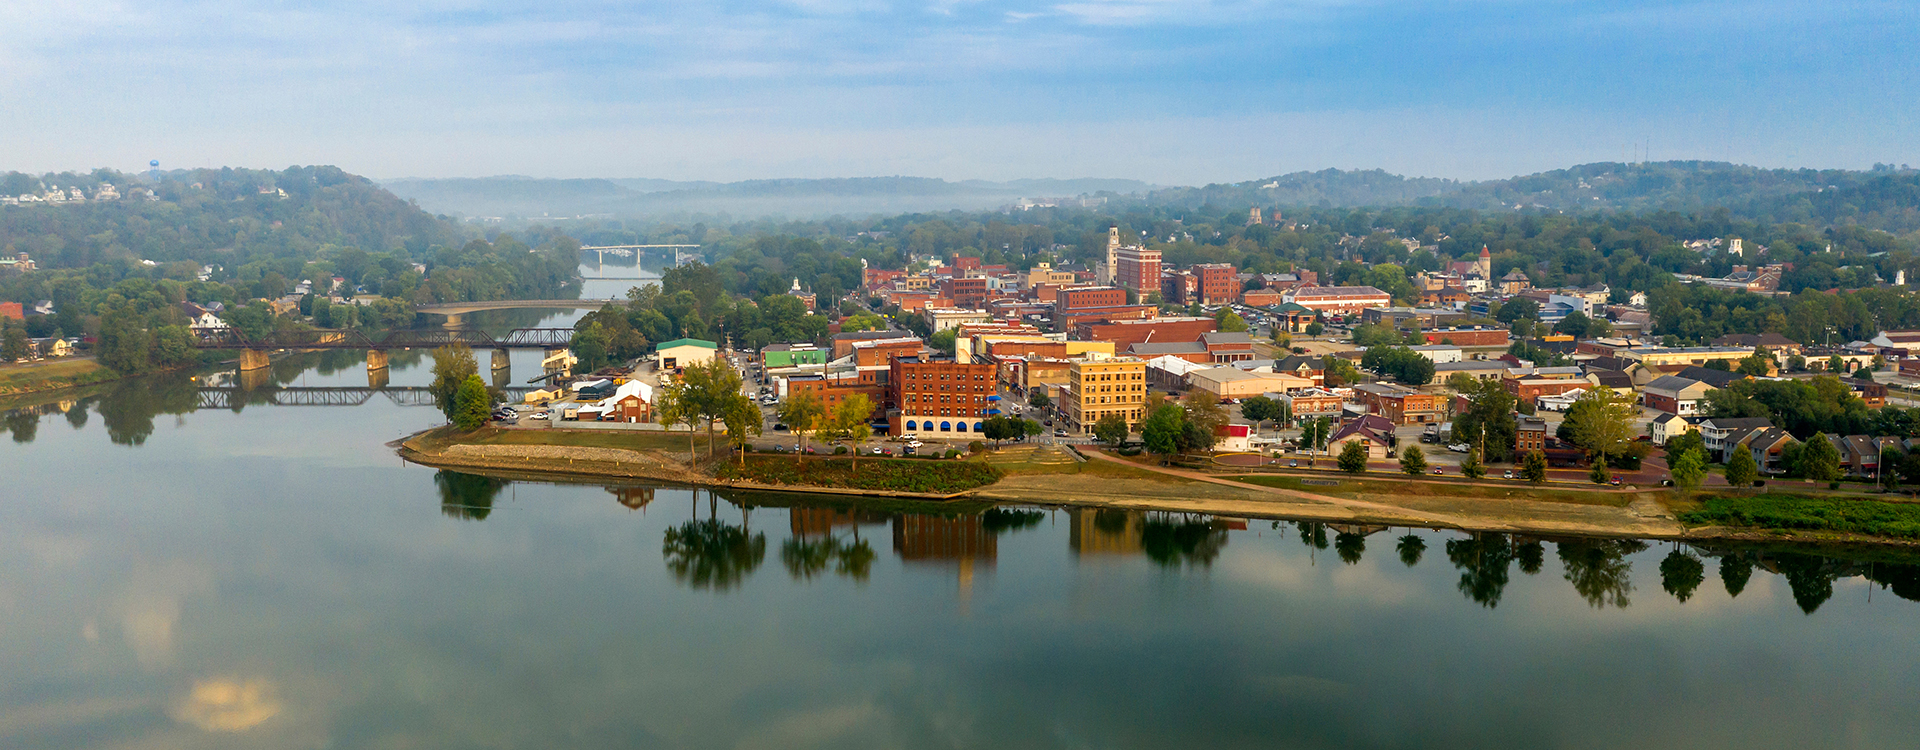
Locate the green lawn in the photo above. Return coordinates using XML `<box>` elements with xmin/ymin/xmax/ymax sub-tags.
<box><xmin>474</xmin><ymin>427</ymin><xmax>713</xmax><ymax>456</ymax></box>
<box><xmin>1223</xmin><ymin>473</ymin><xmax>1634</xmax><ymax>506</ymax></box>
<box><xmin>0</xmin><ymin>358</ymin><xmax>112</xmax><ymax>395</ymax></box>
<box><xmin>1679</xmin><ymin>495</ymin><xmax>1920</xmax><ymax>540</ymax></box>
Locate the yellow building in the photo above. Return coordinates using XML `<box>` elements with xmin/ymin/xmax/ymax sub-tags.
<box><xmin>1618</xmin><ymin>346</ymin><xmax>1753</xmax><ymax>368</ymax></box>
<box><xmin>1066</xmin><ymin>358</ymin><xmax>1147</xmax><ymax>434</ymax></box>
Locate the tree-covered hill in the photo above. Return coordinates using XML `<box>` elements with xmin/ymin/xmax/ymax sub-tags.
<box><xmin>0</xmin><ymin>165</ymin><xmax>466</xmax><ymax>270</ymax></box>
<box><xmin>1141</xmin><ymin>169</ymin><xmax>1463</xmax><ymax>211</ymax></box>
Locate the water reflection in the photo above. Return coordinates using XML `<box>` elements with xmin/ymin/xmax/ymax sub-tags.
<box><xmin>1557</xmin><ymin>539</ymin><xmax>1646</xmax><ymax>609</ymax></box>
<box><xmin>1660</xmin><ymin>548</ymin><xmax>1707</xmax><ymax>602</ymax></box>
<box><xmin>662</xmin><ymin>496</ymin><xmax>769</xmax><ymax>592</ymax></box>
<box><xmin>1446</xmin><ymin>533</ymin><xmax>1515</xmax><ymax>608</ymax></box>
<box><xmin>435</xmin><ymin>470</ymin><xmax>505</xmax><ymax>520</ymax></box>
<box><xmin>1139</xmin><ymin>514</ymin><xmax>1231</xmax><ymax>568</ymax></box>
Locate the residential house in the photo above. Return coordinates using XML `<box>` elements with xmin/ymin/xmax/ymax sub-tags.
<box><xmin>1649</xmin><ymin>413</ymin><xmax>1698</xmax><ymax>446</ymax></box>
<box><xmin>1327</xmin><ymin>415</ymin><xmax>1394</xmax><ymax>459</ymax></box>
<box><xmin>1642</xmin><ymin>375</ymin><xmax>1715</xmax><ymax>415</ymax></box>
<box><xmin>1272</xmin><ymin>355</ymin><xmax>1325</xmax><ymax>387</ymax></box>
<box><xmin>1699</xmin><ymin>417</ymin><xmax>1775</xmax><ymax>462</ymax></box>
<box><xmin>1515</xmin><ymin>415</ymin><xmax>1548</xmax><ymax>454</ymax></box>
<box><xmin>1737</xmin><ymin>428</ymin><xmax>1797</xmax><ymax>474</ymax></box>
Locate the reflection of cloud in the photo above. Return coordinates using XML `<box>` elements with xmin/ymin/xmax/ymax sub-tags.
<box><xmin>1248</xmin><ymin>673</ymin><xmax>1352</xmax><ymax>700</ymax></box>
<box><xmin>733</xmin><ymin>702</ymin><xmax>877</xmax><ymax>750</ymax></box>
<box><xmin>117</xmin><ymin>560</ymin><xmax>215</xmax><ymax>667</ymax></box>
<box><xmin>172</xmin><ymin>678</ymin><xmax>282</xmax><ymax>732</ymax></box>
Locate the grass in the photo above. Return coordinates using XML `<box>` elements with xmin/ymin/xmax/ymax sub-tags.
<box><xmin>1679</xmin><ymin>495</ymin><xmax>1920</xmax><ymax>540</ymax></box>
<box><xmin>717</xmin><ymin>454</ymin><xmax>1003</xmax><ymax>494</ymax></box>
<box><xmin>1222</xmin><ymin>473</ymin><xmax>1634</xmax><ymax>507</ymax></box>
<box><xmin>0</xmin><ymin>358</ymin><xmax>113</xmax><ymax>395</ymax></box>
<box><xmin>472</xmin><ymin>427</ymin><xmax>713</xmax><ymax>456</ymax></box>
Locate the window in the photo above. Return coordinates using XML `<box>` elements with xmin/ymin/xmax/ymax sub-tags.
<box><xmin>906</xmin><ymin>420</ymin><xmax>918</xmax><ymax>430</ymax></box>
<box><xmin>941</xmin><ymin>421</ymin><xmax>952</xmax><ymax>431</ymax></box>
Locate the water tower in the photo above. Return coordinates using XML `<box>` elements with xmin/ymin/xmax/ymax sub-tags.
<box><xmin>148</xmin><ymin>160</ymin><xmax>159</xmax><ymax>180</ymax></box>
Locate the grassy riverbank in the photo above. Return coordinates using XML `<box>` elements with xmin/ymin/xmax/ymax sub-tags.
<box><xmin>0</xmin><ymin>358</ymin><xmax>118</xmax><ymax>397</ymax></box>
<box><xmin>715</xmin><ymin>454</ymin><xmax>1002</xmax><ymax>495</ymax></box>
<box><xmin>1679</xmin><ymin>495</ymin><xmax>1920</xmax><ymax>541</ymax></box>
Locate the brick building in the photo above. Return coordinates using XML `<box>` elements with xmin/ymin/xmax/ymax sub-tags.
<box><xmin>788</xmin><ymin>374</ymin><xmax>888</xmax><ymax>421</ymax></box>
<box><xmin>939</xmin><ymin>277</ymin><xmax>989</xmax><ymax>309</ymax></box>
<box><xmin>1420</xmin><ymin>326</ymin><xmax>1510</xmax><ymax>347</ymax></box>
<box><xmin>1065</xmin><ymin>358</ymin><xmax>1147</xmax><ymax>434</ymax></box>
<box><xmin>1114</xmin><ymin>245</ymin><xmax>1162</xmax><ymax>294</ymax></box>
<box><xmin>1194</xmin><ymin>263</ymin><xmax>1239</xmax><ymax>305</ymax></box>
<box><xmin>889</xmin><ymin>356</ymin><xmax>998</xmax><ymax>437</ymax></box>
<box><xmin>1074</xmin><ymin>316</ymin><xmax>1216</xmax><ymax>349</ymax></box>
<box><xmin>1283</xmin><ymin>285</ymin><xmax>1393</xmax><ymax>316</ymax></box>
<box><xmin>1057</xmin><ymin>286</ymin><xmax>1128</xmax><ymax>310</ymax></box>
<box><xmin>1351</xmin><ymin>382</ymin><xmax>1442</xmax><ymax>424</ymax></box>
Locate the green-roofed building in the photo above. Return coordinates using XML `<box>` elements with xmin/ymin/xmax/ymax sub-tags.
<box><xmin>656</xmin><ymin>338</ymin><xmax>718</xmax><ymax>370</ymax></box>
<box><xmin>762</xmin><ymin>344</ymin><xmax>828</xmax><ymax>369</ymax></box>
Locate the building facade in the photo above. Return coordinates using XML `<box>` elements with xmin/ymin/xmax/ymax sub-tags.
<box><xmin>1065</xmin><ymin>358</ymin><xmax>1147</xmax><ymax>434</ymax></box>
<box><xmin>888</xmin><ymin>357</ymin><xmax>999</xmax><ymax>437</ymax></box>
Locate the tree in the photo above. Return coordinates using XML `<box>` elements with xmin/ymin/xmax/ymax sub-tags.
<box><xmin>1725</xmin><ymin>447</ymin><xmax>1758</xmax><ymax>487</ymax></box>
<box><xmin>1214</xmin><ymin>308</ymin><xmax>1249</xmax><ymax>333</ymax></box>
<box><xmin>1853</xmin><ymin>366</ymin><xmax>1876</xmax><ymax>381</ymax></box>
<box><xmin>0</xmin><ymin>321</ymin><xmax>28</xmax><ymax>362</ymax></box>
<box><xmin>1703</xmin><ymin>359</ymin><xmax>1731</xmax><ymax>372</ymax></box>
<box><xmin>1564</xmin><ymin>387</ymin><xmax>1646</xmax><ymax>467</ymax></box>
<box><xmin>1184</xmin><ymin>390</ymin><xmax>1228</xmax><ymax>439</ymax></box>
<box><xmin>1022</xmin><ymin>418</ymin><xmax>1044</xmax><ymax>441</ymax></box>
<box><xmin>1828</xmin><ymin>355</ymin><xmax>1847</xmax><ymax>374</ymax></box>
<box><xmin>1396</xmin><ymin>534</ymin><xmax>1426</xmax><ymax>567</ymax></box>
<box><xmin>1522</xmin><ymin>450</ymin><xmax>1548</xmax><ymax>484</ymax></box>
<box><xmin>1589</xmin><ymin>454</ymin><xmax>1609</xmax><ymax>485</ymax></box>
<box><xmin>451</xmin><ymin>375</ymin><xmax>492</xmax><ymax>431</ymax></box>
<box><xmin>1882</xmin><ymin>447</ymin><xmax>1903</xmax><ymax>492</ymax></box>
<box><xmin>1459</xmin><ymin>448</ymin><xmax>1485</xmax><ymax>479</ymax></box>
<box><xmin>655</xmin><ymin>380</ymin><xmax>700</xmax><ymax>457</ymax></box>
<box><xmin>1240</xmin><ymin>395</ymin><xmax>1282</xmax><ymax>433</ymax></box>
<box><xmin>778</xmin><ymin>391</ymin><xmax>826</xmax><ymax>463</ymax></box>
<box><xmin>1399</xmin><ymin>445</ymin><xmax>1428</xmax><ymax>476</ymax></box>
<box><xmin>571</xmin><ymin>321</ymin><xmax>612</xmax><ymax>372</ymax></box>
<box><xmin>839</xmin><ymin>312</ymin><xmax>885</xmax><ymax>332</ymax></box>
<box><xmin>826</xmin><ymin>394</ymin><xmax>874</xmax><ymax>466</ymax></box>
<box><xmin>1338</xmin><ymin>440</ymin><xmax>1369</xmax><ymax>474</ymax></box>
<box><xmin>428</xmin><ymin>345</ymin><xmax>478</xmax><ymax>421</ymax></box>
<box><xmin>1736</xmin><ymin>354</ymin><xmax>1771</xmax><ymax>376</ymax></box>
<box><xmin>929</xmin><ymin>329</ymin><xmax>957</xmax><ymax>355</ymax></box>
<box><xmin>1304</xmin><ymin>322</ymin><xmax>1324</xmax><ymax>337</ymax></box>
<box><xmin>1452</xmin><ymin>377</ymin><xmax>1519</xmax><ymax>462</ymax></box>
<box><xmin>1141</xmin><ymin>404</ymin><xmax>1185</xmax><ymax>465</ymax></box>
<box><xmin>720</xmin><ymin>393</ymin><xmax>762</xmax><ymax>468</ymax></box>
<box><xmin>1665</xmin><ymin>431</ymin><xmax>1706</xmax><ymax>463</ymax></box>
<box><xmin>1496</xmin><ymin>297</ymin><xmax>1538</xmax><ymax>324</ymax></box>
<box><xmin>1093</xmin><ymin>412</ymin><xmax>1129</xmax><ymax>445</ymax></box>
<box><xmin>683</xmin><ymin>358</ymin><xmax>746</xmax><ymax>454</ymax></box>
<box><xmin>1299</xmin><ymin>417</ymin><xmax>1332</xmax><ymax>454</ymax></box>
<box><xmin>1669</xmin><ymin>448</ymin><xmax>1705</xmax><ymax>489</ymax></box>
<box><xmin>1553</xmin><ymin>311</ymin><xmax>1594</xmax><ymax>338</ymax></box>
<box><xmin>1028</xmin><ymin>390</ymin><xmax>1050</xmax><ymax>408</ymax></box>
<box><xmin>1800</xmin><ymin>432</ymin><xmax>1842</xmax><ymax>482</ymax></box>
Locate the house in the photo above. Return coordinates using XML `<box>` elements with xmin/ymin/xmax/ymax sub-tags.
<box><xmin>1283</xmin><ymin>285</ymin><xmax>1393</xmax><ymax>316</ymax></box>
<box><xmin>1676</xmin><ymin>366</ymin><xmax>1749</xmax><ymax>388</ymax></box>
<box><xmin>1537</xmin><ymin>388</ymin><xmax>1587</xmax><ymax>412</ymax></box>
<box><xmin>1827</xmin><ymin>435</ymin><xmax>1903</xmax><ymax>478</ymax></box>
<box><xmin>578</xmin><ymin>380</ymin><xmax>656</xmax><ymax>423</ymax></box>
<box><xmin>1649</xmin><ymin>413</ymin><xmax>1699</xmax><ymax>446</ymax></box>
<box><xmin>1282</xmin><ymin>388</ymin><xmax>1346</xmax><ymax>420</ymax></box>
<box><xmin>1585</xmin><ymin>369</ymin><xmax>1635</xmax><ymax>396</ymax></box>
<box><xmin>1736</xmin><ymin>428</ymin><xmax>1797</xmax><ymax>474</ymax></box>
<box><xmin>522</xmin><ymin>387</ymin><xmax>565</xmax><ymax>404</ymax></box>
<box><xmin>1434</xmin><ymin>360</ymin><xmax>1507</xmax><ymax>382</ymax></box>
<box><xmin>1699</xmin><ymin>417</ymin><xmax>1775</xmax><ymax>462</ymax></box>
<box><xmin>1641</xmin><ymin>375</ymin><xmax>1716</xmax><ymax>415</ymax></box>
<box><xmin>1271</xmin><ymin>355</ymin><xmax>1325</xmax><ymax>387</ymax></box>
<box><xmin>1840</xmin><ymin>377</ymin><xmax>1889</xmax><ymax>409</ymax></box>
<box><xmin>1327</xmin><ymin>415</ymin><xmax>1393</xmax><ymax>459</ymax></box>
<box><xmin>1214</xmin><ymin>424</ymin><xmax>1252</xmax><ymax>452</ymax></box>
<box><xmin>1515</xmin><ymin>414</ymin><xmax>1549</xmax><ymax>454</ymax></box>
<box><xmin>656</xmin><ymin>338</ymin><xmax>718</xmax><ymax>370</ymax></box>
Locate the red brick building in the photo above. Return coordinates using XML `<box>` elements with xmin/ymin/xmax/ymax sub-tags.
<box><xmin>1421</xmin><ymin>326</ymin><xmax>1509</xmax><ymax>347</ymax></box>
<box><xmin>788</xmin><ymin>375</ymin><xmax>888</xmax><ymax>421</ymax></box>
<box><xmin>1284</xmin><ymin>286</ymin><xmax>1392</xmax><ymax>316</ymax></box>
<box><xmin>1352</xmin><ymin>382</ymin><xmax>1442</xmax><ymax>424</ymax></box>
<box><xmin>1114</xmin><ymin>245</ymin><xmax>1162</xmax><ymax>294</ymax></box>
<box><xmin>889</xmin><ymin>356</ymin><xmax>999</xmax><ymax>437</ymax></box>
<box><xmin>939</xmin><ymin>277</ymin><xmax>989</xmax><ymax>309</ymax></box>
<box><xmin>1057</xmin><ymin>286</ymin><xmax>1128</xmax><ymax>310</ymax></box>
<box><xmin>863</xmin><ymin>268</ymin><xmax>905</xmax><ymax>290</ymax></box>
<box><xmin>1052</xmin><ymin>304</ymin><xmax>1158</xmax><ymax>330</ymax></box>
<box><xmin>1075</xmin><ymin>316</ymin><xmax>1217</xmax><ymax>349</ymax></box>
<box><xmin>1194</xmin><ymin>263</ymin><xmax>1239</xmax><ymax>305</ymax></box>
<box><xmin>1242</xmin><ymin>290</ymin><xmax>1285</xmax><ymax>307</ymax></box>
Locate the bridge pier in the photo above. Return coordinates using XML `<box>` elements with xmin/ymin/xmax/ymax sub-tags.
<box><xmin>368</xmin><ymin>366</ymin><xmax>390</xmax><ymax>390</ymax></box>
<box><xmin>492</xmin><ymin>349</ymin><xmax>511</xmax><ymax>371</ymax></box>
<box><xmin>441</xmin><ymin>313</ymin><xmax>466</xmax><ymax>329</ymax></box>
<box><xmin>367</xmin><ymin>349</ymin><xmax>390</xmax><ymax>371</ymax></box>
<box><xmin>239</xmin><ymin>349</ymin><xmax>271</xmax><ymax>372</ymax></box>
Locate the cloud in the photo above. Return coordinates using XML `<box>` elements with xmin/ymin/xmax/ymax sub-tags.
<box><xmin>171</xmin><ymin>677</ymin><xmax>284</xmax><ymax>732</ymax></box>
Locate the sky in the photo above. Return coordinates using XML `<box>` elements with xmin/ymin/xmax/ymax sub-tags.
<box><xmin>1</xmin><ymin>0</ymin><xmax>1916</xmax><ymax>184</ymax></box>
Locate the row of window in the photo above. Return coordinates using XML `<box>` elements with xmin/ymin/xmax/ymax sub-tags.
<box><xmin>901</xmin><ymin>372</ymin><xmax>990</xmax><ymax>381</ymax></box>
<box><xmin>904</xmin><ymin>420</ymin><xmax>986</xmax><ymax>433</ymax></box>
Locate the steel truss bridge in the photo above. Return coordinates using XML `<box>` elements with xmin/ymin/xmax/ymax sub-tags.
<box><xmin>196</xmin><ymin>386</ymin><xmax>542</xmax><ymax>409</ymax></box>
<box><xmin>192</xmin><ymin>328</ymin><xmax>576</xmax><ymax>351</ymax></box>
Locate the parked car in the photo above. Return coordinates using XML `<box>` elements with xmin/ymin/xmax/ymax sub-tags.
<box><xmin>1447</xmin><ymin>443</ymin><xmax>1470</xmax><ymax>453</ymax></box>
<box><xmin>530</xmin><ymin>412</ymin><xmax>549</xmax><ymax>421</ymax></box>
<box><xmin>1502</xmin><ymin>470</ymin><xmax>1513</xmax><ymax>479</ymax></box>
<box><xmin>1053</xmin><ymin>429</ymin><xmax>1067</xmax><ymax>437</ymax></box>
<box><xmin>1431</xmin><ymin>467</ymin><xmax>1443</xmax><ymax>475</ymax></box>
<box><xmin>1610</xmin><ymin>476</ymin><xmax>1623</xmax><ymax>486</ymax></box>
<box><xmin>1288</xmin><ymin>459</ymin><xmax>1298</xmax><ymax>468</ymax></box>
<box><xmin>906</xmin><ymin>440</ymin><xmax>924</xmax><ymax>449</ymax></box>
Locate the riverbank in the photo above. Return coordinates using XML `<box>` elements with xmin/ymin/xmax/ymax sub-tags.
<box><xmin>0</xmin><ymin>358</ymin><xmax>119</xmax><ymax>397</ymax></box>
<box><xmin>396</xmin><ymin>427</ymin><xmax>1920</xmax><ymax>546</ymax></box>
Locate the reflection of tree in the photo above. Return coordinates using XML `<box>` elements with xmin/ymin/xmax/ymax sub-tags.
<box><xmin>435</xmin><ymin>470</ymin><xmax>505</xmax><ymax>520</ymax></box>
<box><xmin>1446</xmin><ymin>533</ymin><xmax>1513</xmax><ymax>608</ymax></box>
<box><xmin>1718</xmin><ymin>553</ymin><xmax>1754</xmax><ymax>598</ymax></box>
<box><xmin>1556</xmin><ymin>539</ymin><xmax>1646</xmax><ymax>609</ymax></box>
<box><xmin>1140</xmin><ymin>514</ymin><xmax>1228</xmax><ymax>568</ymax></box>
<box><xmin>1773</xmin><ymin>553</ymin><xmax>1841</xmax><ymax>614</ymax></box>
<box><xmin>1334</xmin><ymin>532</ymin><xmax>1366</xmax><ymax>565</ymax></box>
<box><xmin>64</xmin><ymin>399</ymin><xmax>90</xmax><ymax>429</ymax></box>
<box><xmin>780</xmin><ymin>537</ymin><xmax>838</xmax><ymax>580</ymax></box>
<box><xmin>97</xmin><ymin>373</ymin><xmax>200</xmax><ymax>445</ymax></box>
<box><xmin>1093</xmin><ymin>509</ymin><xmax>1132</xmax><ymax>534</ymax></box>
<box><xmin>1865</xmin><ymin>562</ymin><xmax>1920</xmax><ymax>603</ymax></box>
<box><xmin>663</xmin><ymin>520</ymin><xmax>767</xmax><ymax>591</ymax></box>
<box><xmin>1659</xmin><ymin>548</ymin><xmax>1706</xmax><ymax>603</ymax></box>
<box><xmin>4</xmin><ymin>410</ymin><xmax>39</xmax><ymax>444</ymax></box>
<box><xmin>835</xmin><ymin>538</ymin><xmax>876</xmax><ymax>581</ymax></box>
<box><xmin>1297</xmin><ymin>522</ymin><xmax>1328</xmax><ymax>550</ymax></box>
<box><xmin>981</xmin><ymin>508</ymin><xmax>1046</xmax><ymax>534</ymax></box>
<box><xmin>1396</xmin><ymin>534</ymin><xmax>1425</xmax><ymax>567</ymax></box>
<box><xmin>1515</xmin><ymin>541</ymin><xmax>1545</xmax><ymax>575</ymax></box>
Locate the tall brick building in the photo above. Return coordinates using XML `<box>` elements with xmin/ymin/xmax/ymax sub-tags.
<box><xmin>1194</xmin><ymin>263</ymin><xmax>1239</xmax><ymax>305</ymax></box>
<box><xmin>1114</xmin><ymin>246</ymin><xmax>1162</xmax><ymax>294</ymax></box>
<box><xmin>1065</xmin><ymin>358</ymin><xmax>1147</xmax><ymax>434</ymax></box>
<box><xmin>889</xmin><ymin>356</ymin><xmax>999</xmax><ymax>437</ymax></box>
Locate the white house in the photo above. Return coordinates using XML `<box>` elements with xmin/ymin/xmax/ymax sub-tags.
<box><xmin>1410</xmin><ymin>344</ymin><xmax>1463</xmax><ymax>364</ymax></box>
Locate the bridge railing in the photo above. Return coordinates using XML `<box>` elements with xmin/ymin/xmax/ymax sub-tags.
<box><xmin>192</xmin><ymin>328</ymin><xmax>576</xmax><ymax>350</ymax></box>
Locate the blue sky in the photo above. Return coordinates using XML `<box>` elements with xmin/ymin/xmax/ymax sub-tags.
<box><xmin>1</xmin><ymin>0</ymin><xmax>1915</xmax><ymax>183</ymax></box>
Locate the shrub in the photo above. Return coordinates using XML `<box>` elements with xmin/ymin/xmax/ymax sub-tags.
<box><xmin>833</xmin><ymin>445</ymin><xmax>848</xmax><ymax>455</ymax></box>
<box><xmin>969</xmin><ymin>441</ymin><xmax>986</xmax><ymax>453</ymax></box>
<box><xmin>1678</xmin><ymin>495</ymin><xmax>1920</xmax><ymax>540</ymax></box>
<box><xmin>715</xmin><ymin>455</ymin><xmax>1003</xmax><ymax>494</ymax></box>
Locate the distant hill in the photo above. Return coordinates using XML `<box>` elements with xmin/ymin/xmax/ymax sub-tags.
<box><xmin>380</xmin><ymin>175</ymin><xmax>1161</xmax><ymax>219</ymax></box>
<box><xmin>1</xmin><ymin>165</ymin><xmax>465</xmax><ymax>269</ymax></box>
<box><xmin>1141</xmin><ymin>168</ymin><xmax>1463</xmax><ymax>211</ymax></box>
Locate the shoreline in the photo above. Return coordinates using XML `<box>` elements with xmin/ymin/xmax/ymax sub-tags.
<box><xmin>395</xmin><ymin>427</ymin><xmax>1920</xmax><ymax>549</ymax></box>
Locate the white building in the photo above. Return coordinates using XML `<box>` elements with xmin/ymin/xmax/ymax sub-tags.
<box><xmin>1410</xmin><ymin>344</ymin><xmax>1463</xmax><ymax>364</ymax></box>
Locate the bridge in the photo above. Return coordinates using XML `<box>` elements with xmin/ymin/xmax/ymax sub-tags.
<box><xmin>413</xmin><ymin>299</ymin><xmax>624</xmax><ymax>327</ymax></box>
<box><xmin>581</xmin><ymin>244</ymin><xmax>700</xmax><ymax>267</ymax></box>
<box><xmin>193</xmin><ymin>327</ymin><xmax>579</xmax><ymax>374</ymax></box>
<box><xmin>197</xmin><ymin>385</ymin><xmax>542</xmax><ymax>410</ymax></box>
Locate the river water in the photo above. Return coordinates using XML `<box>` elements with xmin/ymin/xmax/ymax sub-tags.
<box><xmin>3</xmin><ymin>257</ymin><xmax>1919</xmax><ymax>748</ymax></box>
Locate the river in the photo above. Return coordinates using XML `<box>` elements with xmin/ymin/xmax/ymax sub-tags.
<box><xmin>2</xmin><ymin>257</ymin><xmax>1919</xmax><ymax>748</ymax></box>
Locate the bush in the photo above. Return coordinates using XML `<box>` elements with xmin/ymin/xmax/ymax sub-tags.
<box><xmin>715</xmin><ymin>455</ymin><xmax>1003</xmax><ymax>494</ymax></box>
<box><xmin>832</xmin><ymin>445</ymin><xmax>848</xmax><ymax>455</ymax></box>
<box><xmin>944</xmin><ymin>449</ymin><xmax>961</xmax><ymax>459</ymax></box>
<box><xmin>1678</xmin><ymin>495</ymin><xmax>1920</xmax><ymax>540</ymax></box>
<box><xmin>969</xmin><ymin>441</ymin><xmax>986</xmax><ymax>453</ymax></box>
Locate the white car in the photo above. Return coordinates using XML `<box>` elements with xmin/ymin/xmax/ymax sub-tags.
<box><xmin>530</xmin><ymin>412</ymin><xmax>550</xmax><ymax>421</ymax></box>
<box><xmin>906</xmin><ymin>440</ymin><xmax>924</xmax><ymax>449</ymax></box>
<box><xmin>1447</xmin><ymin>443</ymin><xmax>1470</xmax><ymax>453</ymax></box>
